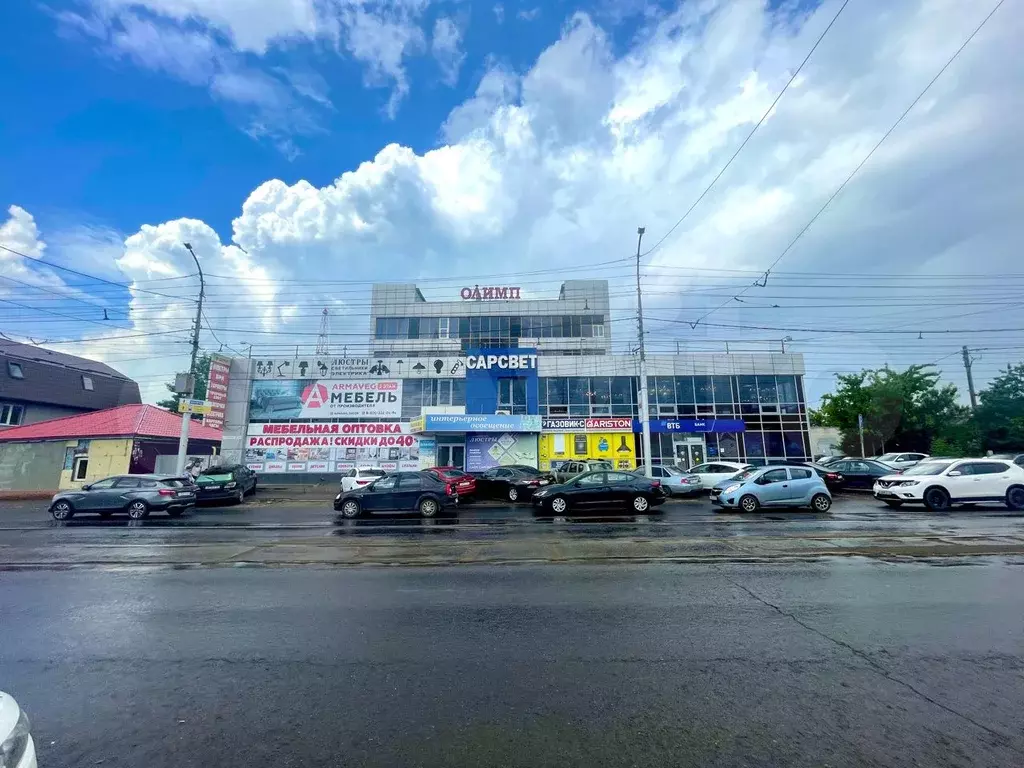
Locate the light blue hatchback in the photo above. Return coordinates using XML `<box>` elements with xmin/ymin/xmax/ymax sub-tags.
<box><xmin>709</xmin><ymin>465</ymin><xmax>832</xmax><ymax>513</ymax></box>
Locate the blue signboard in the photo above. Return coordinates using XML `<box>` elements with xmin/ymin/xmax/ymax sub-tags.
<box><xmin>636</xmin><ymin>418</ymin><xmax>746</xmax><ymax>433</ymax></box>
<box><xmin>419</xmin><ymin>414</ymin><xmax>543</xmax><ymax>432</ymax></box>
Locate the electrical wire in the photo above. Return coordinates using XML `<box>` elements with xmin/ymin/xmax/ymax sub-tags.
<box><xmin>639</xmin><ymin>0</ymin><xmax>854</xmax><ymax>259</ymax></box>
<box><xmin>688</xmin><ymin>0</ymin><xmax>1008</xmax><ymax>329</ymax></box>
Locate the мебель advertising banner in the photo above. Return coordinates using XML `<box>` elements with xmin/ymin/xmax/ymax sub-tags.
<box><xmin>244</xmin><ymin>422</ymin><xmax>420</xmax><ymax>473</ymax></box>
<box><xmin>249</xmin><ymin>379</ymin><xmax>403</xmax><ymax>419</ymax></box>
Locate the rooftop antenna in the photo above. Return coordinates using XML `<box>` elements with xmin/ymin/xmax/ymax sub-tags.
<box><xmin>316</xmin><ymin>308</ymin><xmax>330</xmax><ymax>355</ymax></box>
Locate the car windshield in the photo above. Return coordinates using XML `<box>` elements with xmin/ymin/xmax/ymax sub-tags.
<box><xmin>901</xmin><ymin>461</ymin><xmax>954</xmax><ymax>476</ymax></box>
<box><xmin>730</xmin><ymin>468</ymin><xmax>758</xmax><ymax>482</ymax></box>
<box><xmin>876</xmin><ymin>453</ymin><xmax>899</xmax><ymax>461</ymax></box>
<box><xmin>362</xmin><ymin>469</ymin><xmax>386</xmax><ymax>477</ymax></box>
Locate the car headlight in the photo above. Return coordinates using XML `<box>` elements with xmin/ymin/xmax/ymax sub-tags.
<box><xmin>225</xmin><ymin>481</ymin><xmax>237</xmax><ymax>489</ymax></box>
<box><xmin>1</xmin><ymin>709</ymin><xmax>31</xmax><ymax>768</ymax></box>
<box><xmin>722</xmin><ymin>483</ymin><xmax>742</xmax><ymax>494</ymax></box>
<box><xmin>896</xmin><ymin>480</ymin><xmax>920</xmax><ymax>487</ymax></box>
<box><xmin>335</xmin><ymin>493</ymin><xmax>342</xmax><ymax>501</ymax></box>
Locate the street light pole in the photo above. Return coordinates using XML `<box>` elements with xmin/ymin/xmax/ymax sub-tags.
<box><xmin>176</xmin><ymin>242</ymin><xmax>206</xmax><ymax>477</ymax></box>
<box><xmin>635</xmin><ymin>227</ymin><xmax>653</xmax><ymax>477</ymax></box>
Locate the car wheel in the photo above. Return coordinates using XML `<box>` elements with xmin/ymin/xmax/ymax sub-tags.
<box><xmin>632</xmin><ymin>494</ymin><xmax>650</xmax><ymax>513</ymax></box>
<box><xmin>549</xmin><ymin>496</ymin><xmax>569</xmax><ymax>515</ymax></box>
<box><xmin>1006</xmin><ymin>486</ymin><xmax>1024</xmax><ymax>511</ymax></box>
<box><xmin>739</xmin><ymin>494</ymin><xmax>759</xmax><ymax>513</ymax></box>
<box><xmin>250</xmin><ymin>480</ymin><xmax>258</xmax><ymax>496</ymax></box>
<box><xmin>127</xmin><ymin>500</ymin><xmax>150</xmax><ymax>520</ymax></box>
<box><xmin>924</xmin><ymin>488</ymin><xmax>951</xmax><ymax>511</ymax></box>
<box><xmin>883</xmin><ymin>500</ymin><xmax>903</xmax><ymax>508</ymax></box>
<box><xmin>419</xmin><ymin>498</ymin><xmax>439</xmax><ymax>518</ymax></box>
<box><xmin>507</xmin><ymin>486</ymin><xmax>519</xmax><ymax>502</ymax></box>
<box><xmin>50</xmin><ymin>501</ymin><xmax>74</xmax><ymax>520</ymax></box>
<box><xmin>811</xmin><ymin>493</ymin><xmax>832</xmax><ymax>512</ymax></box>
<box><xmin>340</xmin><ymin>500</ymin><xmax>361</xmax><ymax>519</ymax></box>
<box><xmin>236</xmin><ymin>488</ymin><xmax>245</xmax><ymax>505</ymax></box>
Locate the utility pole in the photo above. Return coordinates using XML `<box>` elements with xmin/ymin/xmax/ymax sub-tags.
<box><xmin>316</xmin><ymin>308</ymin><xmax>330</xmax><ymax>355</ymax></box>
<box><xmin>635</xmin><ymin>227</ymin><xmax>653</xmax><ymax>477</ymax></box>
<box><xmin>176</xmin><ymin>242</ymin><xmax>206</xmax><ymax>476</ymax></box>
<box><xmin>962</xmin><ymin>345</ymin><xmax>977</xmax><ymax>411</ymax></box>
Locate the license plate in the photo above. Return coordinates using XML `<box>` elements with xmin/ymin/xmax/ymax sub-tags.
<box><xmin>538</xmin><ymin>480</ymin><xmax>548</xmax><ymax>485</ymax></box>
<box><xmin>179</xmin><ymin>492</ymin><xmax>194</xmax><ymax>497</ymax></box>
<box><xmin>459</xmin><ymin>482</ymin><xmax>471</xmax><ymax>487</ymax></box>
<box><xmin>875</xmin><ymin>490</ymin><xmax>896</xmax><ymax>498</ymax></box>
<box><xmin>205</xmin><ymin>485</ymin><xmax>221</xmax><ymax>490</ymax></box>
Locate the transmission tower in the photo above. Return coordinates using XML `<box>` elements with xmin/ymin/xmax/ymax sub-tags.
<box><xmin>316</xmin><ymin>308</ymin><xmax>330</xmax><ymax>355</ymax></box>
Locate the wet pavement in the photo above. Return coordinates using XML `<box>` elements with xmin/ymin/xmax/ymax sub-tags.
<box><xmin>3</xmin><ymin>560</ymin><xmax>1024</xmax><ymax>767</ymax></box>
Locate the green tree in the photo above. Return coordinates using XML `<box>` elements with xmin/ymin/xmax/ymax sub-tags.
<box><xmin>975</xmin><ymin>363</ymin><xmax>1024</xmax><ymax>451</ymax></box>
<box><xmin>815</xmin><ymin>365</ymin><xmax>973</xmax><ymax>456</ymax></box>
<box><xmin>157</xmin><ymin>354</ymin><xmax>211</xmax><ymax>419</ymax></box>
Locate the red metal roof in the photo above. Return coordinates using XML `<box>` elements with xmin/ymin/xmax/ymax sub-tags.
<box><xmin>0</xmin><ymin>404</ymin><xmax>223</xmax><ymax>442</ymax></box>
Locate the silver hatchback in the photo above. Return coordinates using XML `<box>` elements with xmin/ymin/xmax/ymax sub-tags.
<box><xmin>49</xmin><ymin>474</ymin><xmax>197</xmax><ymax>520</ymax></box>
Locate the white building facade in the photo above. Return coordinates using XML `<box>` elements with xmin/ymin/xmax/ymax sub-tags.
<box><xmin>218</xmin><ymin>280</ymin><xmax>810</xmax><ymax>477</ymax></box>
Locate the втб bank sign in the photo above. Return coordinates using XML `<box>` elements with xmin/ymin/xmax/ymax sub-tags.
<box><xmin>299</xmin><ymin>379</ymin><xmax>402</xmax><ymax>418</ymax></box>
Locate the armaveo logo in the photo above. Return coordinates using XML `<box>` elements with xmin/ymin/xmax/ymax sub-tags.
<box><xmin>465</xmin><ymin>353</ymin><xmax>538</xmax><ymax>371</ymax></box>
<box><xmin>301</xmin><ymin>383</ymin><xmax>329</xmax><ymax>409</ymax></box>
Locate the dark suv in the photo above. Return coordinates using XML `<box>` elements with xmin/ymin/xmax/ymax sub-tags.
<box><xmin>49</xmin><ymin>475</ymin><xmax>197</xmax><ymax>520</ymax></box>
<box><xmin>334</xmin><ymin>471</ymin><xmax>457</xmax><ymax>519</ymax></box>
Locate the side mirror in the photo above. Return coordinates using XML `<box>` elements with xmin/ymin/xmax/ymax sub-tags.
<box><xmin>755</xmin><ymin>476</ymin><xmax>769</xmax><ymax>485</ymax></box>
<box><xmin>81</xmin><ymin>483</ymin><xmax>91</xmax><ymax>491</ymax></box>
<box><xmin>572</xmin><ymin>481</ymin><xmax>582</xmax><ymax>488</ymax></box>
<box><xmin>947</xmin><ymin>470</ymin><xmax>962</xmax><ymax>477</ymax></box>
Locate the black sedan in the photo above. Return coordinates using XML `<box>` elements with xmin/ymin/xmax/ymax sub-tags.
<box><xmin>787</xmin><ymin>461</ymin><xmax>847</xmax><ymax>491</ymax></box>
<box><xmin>333</xmin><ymin>471</ymin><xmax>456</xmax><ymax>519</ymax></box>
<box><xmin>824</xmin><ymin>458</ymin><xmax>899</xmax><ymax>490</ymax></box>
<box><xmin>530</xmin><ymin>470</ymin><xmax>667</xmax><ymax>516</ymax></box>
<box><xmin>471</xmin><ymin>466</ymin><xmax>550</xmax><ymax>502</ymax></box>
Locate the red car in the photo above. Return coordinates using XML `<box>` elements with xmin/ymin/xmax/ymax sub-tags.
<box><xmin>424</xmin><ymin>467</ymin><xmax>476</xmax><ymax>497</ymax></box>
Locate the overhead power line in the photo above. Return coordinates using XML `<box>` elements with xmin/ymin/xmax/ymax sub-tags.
<box><xmin>0</xmin><ymin>243</ymin><xmax>194</xmax><ymax>301</ymax></box>
<box><xmin>639</xmin><ymin>0</ymin><xmax>853</xmax><ymax>260</ymax></box>
<box><xmin>689</xmin><ymin>0</ymin><xmax>1008</xmax><ymax>330</ymax></box>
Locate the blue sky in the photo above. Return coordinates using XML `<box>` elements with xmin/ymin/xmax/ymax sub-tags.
<box><xmin>0</xmin><ymin>1</ymin><xmax>597</xmax><ymax>238</ymax></box>
<box><xmin>1</xmin><ymin>0</ymin><xmax>1022</xmax><ymax>403</ymax></box>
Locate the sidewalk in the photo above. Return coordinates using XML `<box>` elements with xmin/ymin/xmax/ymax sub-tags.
<box><xmin>4</xmin><ymin>531</ymin><xmax>1024</xmax><ymax>568</ymax></box>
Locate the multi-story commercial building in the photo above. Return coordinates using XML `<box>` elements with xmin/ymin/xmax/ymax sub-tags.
<box><xmin>220</xmin><ymin>280</ymin><xmax>810</xmax><ymax>476</ymax></box>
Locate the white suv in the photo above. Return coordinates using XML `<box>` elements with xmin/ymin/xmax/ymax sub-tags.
<box><xmin>340</xmin><ymin>467</ymin><xmax>386</xmax><ymax>492</ymax></box>
<box><xmin>874</xmin><ymin>458</ymin><xmax>1024</xmax><ymax>511</ymax></box>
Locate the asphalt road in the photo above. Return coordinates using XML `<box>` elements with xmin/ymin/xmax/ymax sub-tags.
<box><xmin>4</xmin><ymin>560</ymin><xmax>1024</xmax><ymax>767</ymax></box>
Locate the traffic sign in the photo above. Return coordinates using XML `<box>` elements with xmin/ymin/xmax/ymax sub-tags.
<box><xmin>178</xmin><ymin>398</ymin><xmax>213</xmax><ymax>415</ymax></box>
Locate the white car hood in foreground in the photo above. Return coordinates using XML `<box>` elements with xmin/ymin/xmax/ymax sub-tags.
<box><xmin>877</xmin><ymin>474</ymin><xmax>909</xmax><ymax>483</ymax></box>
<box><xmin>0</xmin><ymin>691</ymin><xmax>20</xmax><ymax>739</ymax></box>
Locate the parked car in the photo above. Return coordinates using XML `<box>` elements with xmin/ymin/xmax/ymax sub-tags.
<box><xmin>49</xmin><ymin>474</ymin><xmax>197</xmax><ymax>520</ymax></box>
<box><xmin>340</xmin><ymin>467</ymin><xmax>387</xmax><ymax>493</ymax></box>
<box><xmin>817</xmin><ymin>455</ymin><xmax>846</xmax><ymax>466</ymax></box>
<box><xmin>823</xmin><ymin>459</ymin><xmax>895</xmax><ymax>490</ymax></box>
<box><xmin>873</xmin><ymin>458</ymin><xmax>1024</xmax><ymax>510</ymax></box>
<box><xmin>0</xmin><ymin>691</ymin><xmax>35</xmax><ymax>768</ymax></box>
<box><xmin>545</xmin><ymin>459</ymin><xmax>614</xmax><ymax>484</ymax></box>
<box><xmin>688</xmin><ymin>461</ymin><xmax>752</xmax><ymax>490</ymax></box>
<box><xmin>194</xmin><ymin>464</ymin><xmax>257</xmax><ymax>504</ymax></box>
<box><xmin>710</xmin><ymin>466</ymin><xmax>833</xmax><ymax>513</ymax></box>
<box><xmin>990</xmin><ymin>453</ymin><xmax>1024</xmax><ymax>469</ymax></box>
<box><xmin>790</xmin><ymin>461</ymin><xmax>847</xmax><ymax>491</ymax></box>
<box><xmin>632</xmin><ymin>465</ymin><xmax>702</xmax><ymax>496</ymax></box>
<box><xmin>472</xmin><ymin>466</ymin><xmax>551</xmax><ymax>502</ymax></box>
<box><xmin>874</xmin><ymin>452</ymin><xmax>930</xmax><ymax>470</ymax></box>
<box><xmin>505</xmin><ymin>464</ymin><xmax>543</xmax><ymax>475</ymax></box>
<box><xmin>424</xmin><ymin>466</ymin><xmax>476</xmax><ymax>498</ymax></box>
<box><xmin>531</xmin><ymin>469</ymin><xmax>667</xmax><ymax>516</ymax></box>
<box><xmin>334</xmin><ymin>471</ymin><xmax>457</xmax><ymax>519</ymax></box>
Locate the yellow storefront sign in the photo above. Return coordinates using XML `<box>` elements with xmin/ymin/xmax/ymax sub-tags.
<box><xmin>538</xmin><ymin>432</ymin><xmax>636</xmax><ymax>471</ymax></box>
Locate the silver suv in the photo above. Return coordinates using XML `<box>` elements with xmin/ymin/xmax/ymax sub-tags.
<box><xmin>49</xmin><ymin>474</ymin><xmax>197</xmax><ymax>520</ymax></box>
